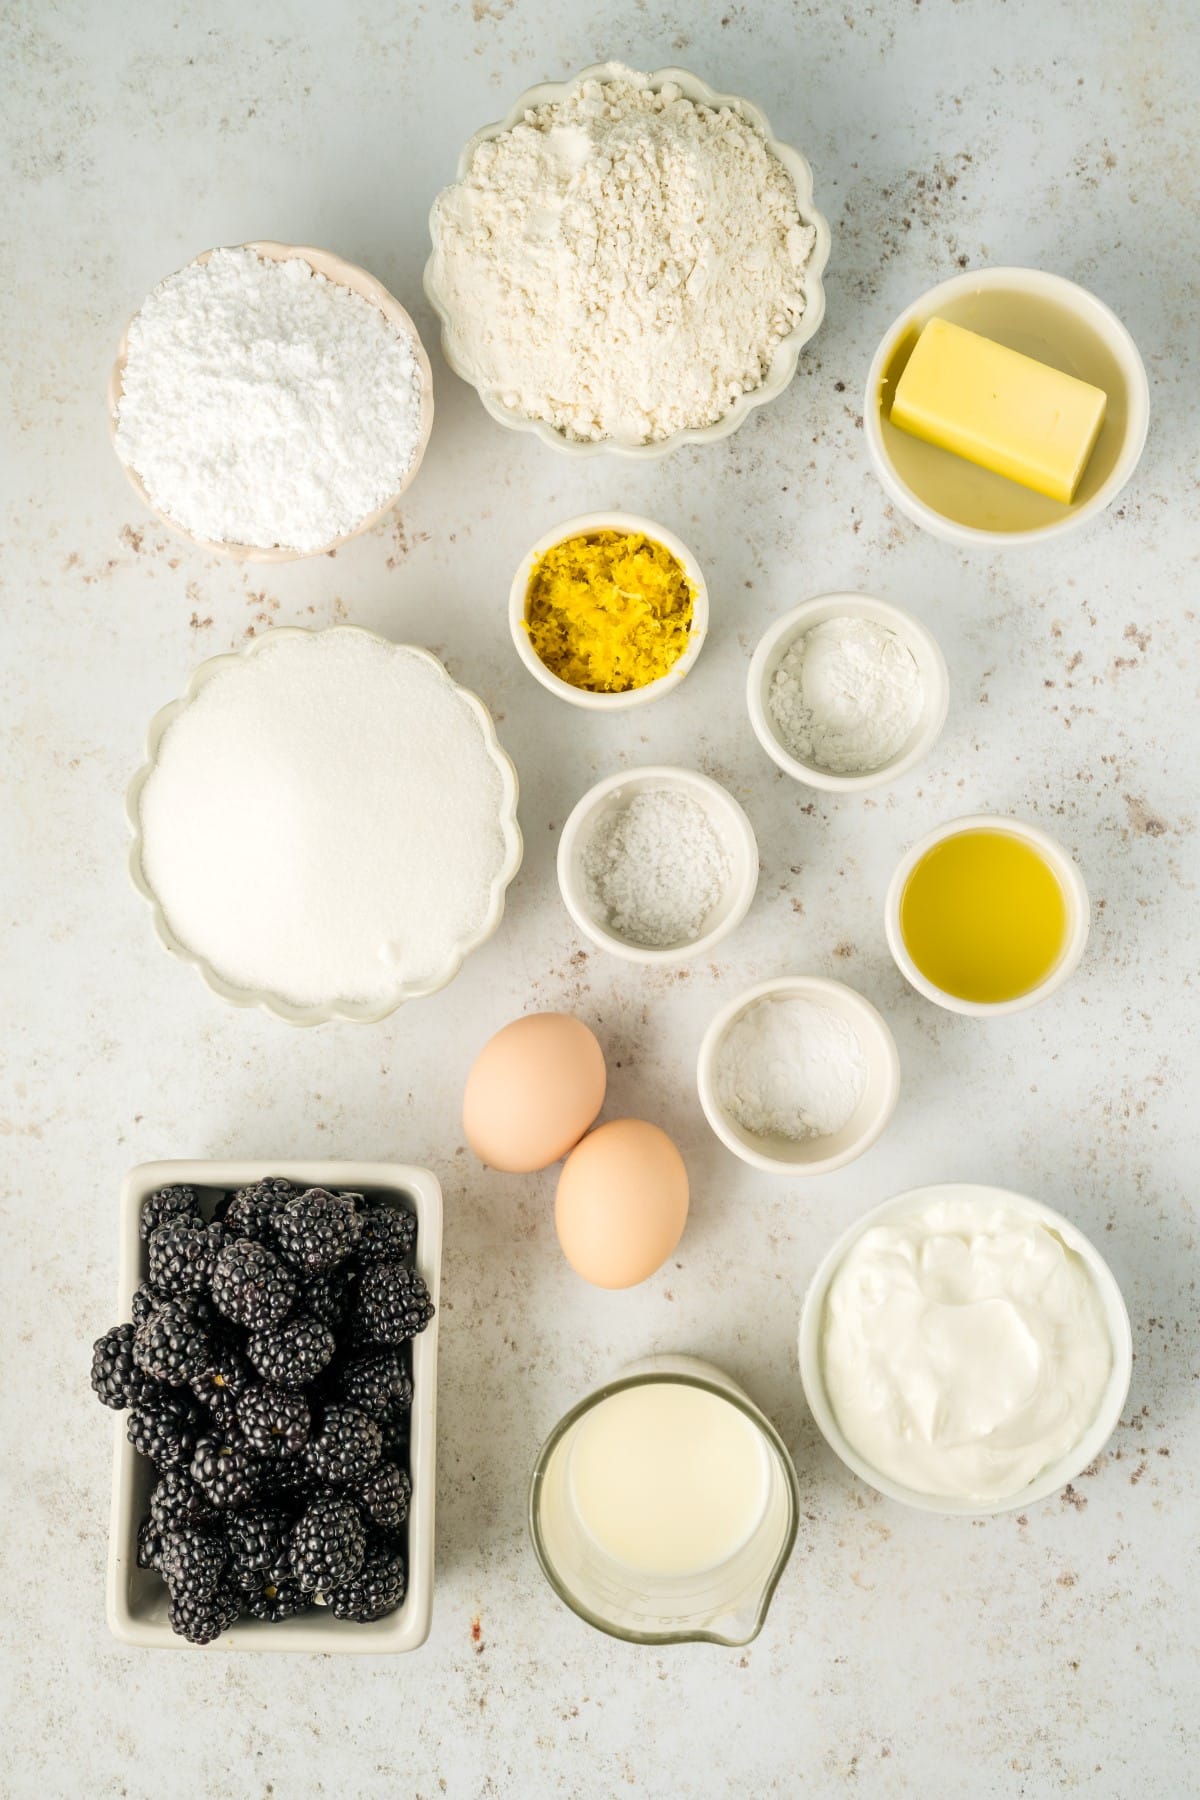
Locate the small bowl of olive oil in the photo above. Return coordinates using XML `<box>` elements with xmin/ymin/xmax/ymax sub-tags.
<box><xmin>885</xmin><ymin>815</ymin><xmax>1089</xmax><ymax>1015</ymax></box>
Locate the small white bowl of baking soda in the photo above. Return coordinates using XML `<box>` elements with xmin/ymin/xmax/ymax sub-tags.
<box><xmin>747</xmin><ymin>595</ymin><xmax>949</xmax><ymax>793</ymax></box>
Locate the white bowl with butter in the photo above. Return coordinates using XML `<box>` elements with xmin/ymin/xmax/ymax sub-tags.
<box><xmin>864</xmin><ymin>267</ymin><xmax>1149</xmax><ymax>547</ymax></box>
<box><xmin>798</xmin><ymin>1183</ymin><xmax>1132</xmax><ymax>1515</ymax></box>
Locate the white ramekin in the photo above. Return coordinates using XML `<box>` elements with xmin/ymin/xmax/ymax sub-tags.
<box><xmin>864</xmin><ymin>266</ymin><xmax>1149</xmax><ymax>547</ymax></box>
<box><xmin>107</xmin><ymin>1160</ymin><xmax>441</xmax><ymax>1652</ymax></box>
<box><xmin>557</xmin><ymin>765</ymin><xmax>758</xmax><ymax>965</ymax></box>
<box><xmin>884</xmin><ymin>813</ymin><xmax>1090</xmax><ymax>1017</ymax></box>
<box><xmin>696</xmin><ymin>976</ymin><xmax>900</xmax><ymax>1175</ymax></box>
<box><xmin>509</xmin><ymin>512</ymin><xmax>709</xmax><ymax>711</ymax></box>
<box><xmin>126</xmin><ymin>627</ymin><xmax>523</xmax><ymax>1025</ymax></box>
<box><xmin>109</xmin><ymin>242</ymin><xmax>435</xmax><ymax>562</ymax></box>
<box><xmin>424</xmin><ymin>61</ymin><xmax>831</xmax><ymax>458</ymax></box>
<box><xmin>797</xmin><ymin>1182</ymin><xmax>1133</xmax><ymax>1516</ymax></box>
<box><xmin>746</xmin><ymin>593</ymin><xmax>949</xmax><ymax>792</ymax></box>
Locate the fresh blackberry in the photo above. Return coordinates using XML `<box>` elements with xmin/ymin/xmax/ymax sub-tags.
<box><xmin>274</xmin><ymin>1188</ymin><xmax>363</xmax><ymax>1274</ymax></box>
<box><xmin>305</xmin><ymin>1405</ymin><xmax>382</xmax><ymax>1487</ymax></box>
<box><xmin>140</xmin><ymin>1184</ymin><xmax>202</xmax><ymax>1241</ymax></box>
<box><xmin>148</xmin><ymin>1218</ymin><xmax>224</xmax><ymax>1298</ymax></box>
<box><xmin>211</xmin><ymin>1238</ymin><xmax>296</xmax><ymax>1330</ymax></box>
<box><xmin>246</xmin><ymin>1315</ymin><xmax>335</xmax><ymax>1389</ymax></box>
<box><xmin>245</xmin><ymin>1577</ymin><xmax>310</xmax><ymax>1623</ymax></box>
<box><xmin>301</xmin><ymin>1263</ymin><xmax>357</xmax><ymax>1331</ymax></box>
<box><xmin>290</xmin><ymin>1494</ymin><xmax>366</xmax><ymax>1593</ymax></box>
<box><xmin>376</xmin><ymin>1398</ymin><xmax>411</xmax><ymax>1465</ymax></box>
<box><xmin>353</xmin><ymin>1459</ymin><xmax>411</xmax><ymax>1532</ymax></box>
<box><xmin>226</xmin><ymin>1507</ymin><xmax>292</xmax><ymax>1592</ymax></box>
<box><xmin>127</xmin><ymin>1392</ymin><xmax>206</xmax><ymax>1468</ymax></box>
<box><xmin>236</xmin><ymin>1384</ymin><xmax>311</xmax><ymax>1460</ymax></box>
<box><xmin>357</xmin><ymin>1202</ymin><xmax>417</xmax><ymax>1263</ymax></box>
<box><xmin>137</xmin><ymin>1517</ymin><xmax>165</xmax><ymax>1572</ymax></box>
<box><xmin>190</xmin><ymin>1435</ymin><xmax>262</xmax><ymax>1510</ymax></box>
<box><xmin>264</xmin><ymin>1451</ymin><xmax>318</xmax><ymax>1509</ymax></box>
<box><xmin>131</xmin><ymin>1282</ymin><xmax>161</xmax><ymax>1328</ymax></box>
<box><xmin>324</xmin><ymin>1535</ymin><xmax>406</xmax><ymax>1622</ymax></box>
<box><xmin>222</xmin><ymin>1176</ymin><xmax>300</xmax><ymax>1242</ymax></box>
<box><xmin>354</xmin><ymin>1261</ymin><xmax>435</xmax><ymax>1345</ymax></box>
<box><xmin>91</xmin><ymin>1323</ymin><xmax>160</xmax><ymax>1410</ymax></box>
<box><xmin>148</xmin><ymin>1468</ymin><xmax>216</xmax><ymax>1531</ymax></box>
<box><xmin>133</xmin><ymin>1300</ymin><xmax>211</xmax><ymax>1385</ymax></box>
<box><xmin>190</xmin><ymin>1339</ymin><xmax>253</xmax><ymax>1428</ymax></box>
<box><xmin>335</xmin><ymin>1348</ymin><xmax>413</xmax><ymax>1418</ymax></box>
<box><xmin>159</xmin><ymin>1525</ymin><xmax>229</xmax><ymax>1601</ymax></box>
<box><xmin>169</xmin><ymin>1581</ymin><xmax>241</xmax><ymax>1645</ymax></box>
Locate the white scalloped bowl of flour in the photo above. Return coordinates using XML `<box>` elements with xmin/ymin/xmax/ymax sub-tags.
<box><xmin>423</xmin><ymin>63</ymin><xmax>831</xmax><ymax>458</ymax></box>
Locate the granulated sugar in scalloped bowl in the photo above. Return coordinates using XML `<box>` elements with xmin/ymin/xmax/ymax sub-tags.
<box><xmin>133</xmin><ymin>630</ymin><xmax>520</xmax><ymax>1017</ymax></box>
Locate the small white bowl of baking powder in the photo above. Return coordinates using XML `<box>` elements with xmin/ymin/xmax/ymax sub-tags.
<box><xmin>556</xmin><ymin>766</ymin><xmax>759</xmax><ymax>965</ymax></box>
<box><xmin>697</xmin><ymin>976</ymin><xmax>900</xmax><ymax>1175</ymax></box>
<box><xmin>747</xmin><ymin>594</ymin><xmax>949</xmax><ymax>792</ymax></box>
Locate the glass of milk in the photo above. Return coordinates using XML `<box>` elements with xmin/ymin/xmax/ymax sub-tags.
<box><xmin>529</xmin><ymin>1356</ymin><xmax>799</xmax><ymax>1645</ymax></box>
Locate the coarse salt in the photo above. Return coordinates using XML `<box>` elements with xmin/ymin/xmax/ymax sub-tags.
<box><xmin>582</xmin><ymin>789</ymin><xmax>729</xmax><ymax>949</ymax></box>
<box><xmin>137</xmin><ymin>632</ymin><xmax>512</xmax><ymax>1007</ymax></box>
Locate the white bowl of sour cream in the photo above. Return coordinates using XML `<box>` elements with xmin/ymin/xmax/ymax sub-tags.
<box><xmin>798</xmin><ymin>1183</ymin><xmax>1132</xmax><ymax>1515</ymax></box>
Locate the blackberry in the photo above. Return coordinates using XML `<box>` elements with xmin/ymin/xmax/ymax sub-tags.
<box><xmin>127</xmin><ymin>1393</ymin><xmax>206</xmax><ymax>1468</ymax></box>
<box><xmin>140</xmin><ymin>1184</ymin><xmax>202</xmax><ymax>1241</ymax></box>
<box><xmin>335</xmin><ymin>1347</ymin><xmax>413</xmax><ymax>1418</ymax></box>
<box><xmin>148</xmin><ymin>1468</ymin><xmax>216</xmax><ymax>1531</ymax></box>
<box><xmin>301</xmin><ymin>1264</ymin><xmax>357</xmax><ymax>1331</ymax></box>
<box><xmin>245</xmin><ymin>1577</ymin><xmax>310</xmax><ymax>1622</ymax></box>
<box><xmin>246</xmin><ymin>1315</ymin><xmax>335</xmax><ymax>1389</ymax></box>
<box><xmin>133</xmin><ymin>1300</ymin><xmax>211</xmax><ymax>1385</ymax></box>
<box><xmin>226</xmin><ymin>1507</ymin><xmax>292</xmax><ymax>1592</ymax></box>
<box><xmin>237</xmin><ymin>1384</ymin><xmax>311</xmax><ymax>1460</ymax></box>
<box><xmin>159</xmin><ymin>1525</ymin><xmax>229</xmax><ymax>1601</ymax></box>
<box><xmin>376</xmin><ymin>1398</ymin><xmax>412</xmax><ymax>1465</ymax></box>
<box><xmin>190</xmin><ymin>1340</ymin><xmax>253</xmax><ymax>1427</ymax></box>
<box><xmin>264</xmin><ymin>1451</ymin><xmax>318</xmax><ymax>1509</ymax></box>
<box><xmin>305</xmin><ymin>1405</ymin><xmax>382</xmax><ymax>1487</ymax></box>
<box><xmin>357</xmin><ymin>1202</ymin><xmax>417</xmax><ymax>1263</ymax></box>
<box><xmin>222</xmin><ymin>1176</ymin><xmax>300</xmax><ymax>1242</ymax></box>
<box><xmin>131</xmin><ymin>1282</ymin><xmax>161</xmax><ymax>1328</ymax></box>
<box><xmin>190</xmin><ymin>1435</ymin><xmax>262</xmax><ymax>1510</ymax></box>
<box><xmin>324</xmin><ymin>1535</ymin><xmax>406</xmax><ymax>1622</ymax></box>
<box><xmin>290</xmin><ymin>1494</ymin><xmax>366</xmax><ymax>1593</ymax></box>
<box><xmin>137</xmin><ymin>1517</ymin><xmax>165</xmax><ymax>1572</ymax></box>
<box><xmin>274</xmin><ymin>1188</ymin><xmax>363</xmax><ymax>1274</ymax></box>
<box><xmin>353</xmin><ymin>1459</ymin><xmax>411</xmax><ymax>1532</ymax></box>
<box><xmin>169</xmin><ymin>1582</ymin><xmax>241</xmax><ymax>1645</ymax></box>
<box><xmin>91</xmin><ymin>1323</ymin><xmax>160</xmax><ymax>1410</ymax></box>
<box><xmin>148</xmin><ymin>1218</ymin><xmax>224</xmax><ymax>1298</ymax></box>
<box><xmin>354</xmin><ymin>1261</ymin><xmax>435</xmax><ymax>1345</ymax></box>
<box><xmin>211</xmin><ymin>1238</ymin><xmax>296</xmax><ymax>1329</ymax></box>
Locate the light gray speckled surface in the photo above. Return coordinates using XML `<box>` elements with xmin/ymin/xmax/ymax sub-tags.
<box><xmin>2</xmin><ymin>2</ymin><xmax>1198</xmax><ymax>1796</ymax></box>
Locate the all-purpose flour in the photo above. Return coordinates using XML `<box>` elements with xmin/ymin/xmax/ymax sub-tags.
<box><xmin>429</xmin><ymin>68</ymin><xmax>817</xmax><ymax>444</ymax></box>
<box><xmin>115</xmin><ymin>248</ymin><xmax>425</xmax><ymax>551</ymax></box>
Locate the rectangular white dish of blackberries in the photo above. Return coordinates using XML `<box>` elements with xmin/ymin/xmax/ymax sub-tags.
<box><xmin>98</xmin><ymin>1161</ymin><xmax>440</xmax><ymax>1653</ymax></box>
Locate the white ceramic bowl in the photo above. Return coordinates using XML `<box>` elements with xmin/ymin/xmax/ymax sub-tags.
<box><xmin>864</xmin><ymin>266</ymin><xmax>1149</xmax><ymax>547</ymax></box>
<box><xmin>885</xmin><ymin>813</ymin><xmax>1090</xmax><ymax>1016</ymax></box>
<box><xmin>109</xmin><ymin>241</ymin><xmax>435</xmax><ymax>562</ymax></box>
<box><xmin>746</xmin><ymin>593</ymin><xmax>949</xmax><ymax>792</ymax></box>
<box><xmin>126</xmin><ymin>626</ymin><xmax>523</xmax><ymax>1025</ymax></box>
<box><xmin>510</xmin><ymin>512</ymin><xmax>709</xmax><ymax>711</ymax></box>
<box><xmin>557</xmin><ymin>765</ymin><xmax>758</xmax><ymax>964</ymax></box>
<box><xmin>107</xmin><ymin>1160</ymin><xmax>441</xmax><ymax>1652</ymax></box>
<box><xmin>424</xmin><ymin>61</ymin><xmax>831</xmax><ymax>457</ymax></box>
<box><xmin>696</xmin><ymin>976</ymin><xmax>900</xmax><ymax>1175</ymax></box>
<box><xmin>797</xmin><ymin>1182</ymin><xmax>1133</xmax><ymax>1516</ymax></box>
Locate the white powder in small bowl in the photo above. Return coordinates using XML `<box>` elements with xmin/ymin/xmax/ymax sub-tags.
<box><xmin>582</xmin><ymin>788</ymin><xmax>729</xmax><ymax>949</ymax></box>
<box><xmin>716</xmin><ymin>997</ymin><xmax>867</xmax><ymax>1140</ymax></box>
<box><xmin>137</xmin><ymin>632</ymin><xmax>514</xmax><ymax>1009</ymax></box>
<box><xmin>768</xmin><ymin>616</ymin><xmax>924</xmax><ymax>775</ymax></box>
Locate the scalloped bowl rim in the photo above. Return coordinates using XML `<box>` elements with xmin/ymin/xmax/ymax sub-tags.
<box><xmin>109</xmin><ymin>241</ymin><xmax>436</xmax><ymax>563</ymax></box>
<box><xmin>423</xmin><ymin>61</ymin><xmax>831</xmax><ymax>458</ymax></box>
<box><xmin>126</xmin><ymin>626</ymin><xmax>524</xmax><ymax>1024</ymax></box>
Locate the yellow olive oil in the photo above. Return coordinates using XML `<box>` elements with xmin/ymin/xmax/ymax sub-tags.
<box><xmin>899</xmin><ymin>829</ymin><xmax>1068</xmax><ymax>1003</ymax></box>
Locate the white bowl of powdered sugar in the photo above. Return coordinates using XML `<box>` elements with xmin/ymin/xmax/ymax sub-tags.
<box><xmin>747</xmin><ymin>594</ymin><xmax>949</xmax><ymax>792</ymax></box>
<box><xmin>424</xmin><ymin>63</ymin><xmax>830</xmax><ymax>455</ymax></box>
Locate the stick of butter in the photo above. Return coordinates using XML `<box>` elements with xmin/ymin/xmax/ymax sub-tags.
<box><xmin>890</xmin><ymin>317</ymin><xmax>1107</xmax><ymax>504</ymax></box>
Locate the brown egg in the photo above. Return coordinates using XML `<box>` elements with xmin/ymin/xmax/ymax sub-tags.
<box><xmin>555</xmin><ymin>1119</ymin><xmax>689</xmax><ymax>1289</ymax></box>
<box><xmin>463</xmin><ymin>1012</ymin><xmax>606</xmax><ymax>1173</ymax></box>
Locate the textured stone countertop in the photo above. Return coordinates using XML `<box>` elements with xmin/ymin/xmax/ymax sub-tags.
<box><xmin>3</xmin><ymin>1</ymin><xmax>1197</xmax><ymax>1795</ymax></box>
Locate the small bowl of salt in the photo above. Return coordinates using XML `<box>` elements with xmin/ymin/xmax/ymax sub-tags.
<box><xmin>556</xmin><ymin>766</ymin><xmax>759</xmax><ymax>966</ymax></box>
<box><xmin>747</xmin><ymin>594</ymin><xmax>949</xmax><ymax>792</ymax></box>
<box><xmin>696</xmin><ymin>976</ymin><xmax>900</xmax><ymax>1175</ymax></box>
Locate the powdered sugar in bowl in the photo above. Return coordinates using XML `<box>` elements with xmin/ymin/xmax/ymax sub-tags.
<box><xmin>556</xmin><ymin>766</ymin><xmax>759</xmax><ymax>965</ymax></box>
<box><xmin>747</xmin><ymin>595</ymin><xmax>949</xmax><ymax>792</ymax></box>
